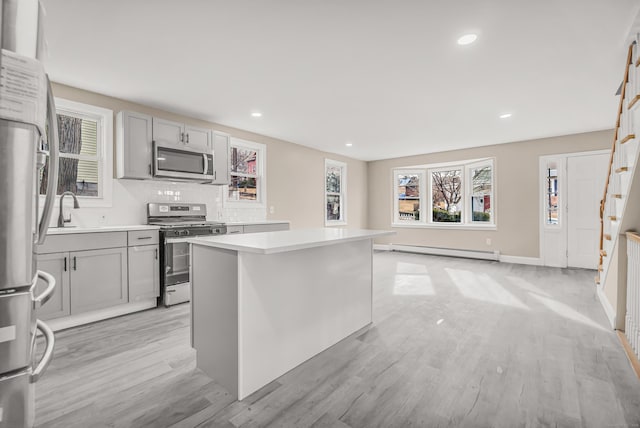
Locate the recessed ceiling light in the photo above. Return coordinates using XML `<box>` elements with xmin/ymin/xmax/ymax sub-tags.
<box><xmin>499</xmin><ymin>113</ymin><xmax>513</xmax><ymax>119</ymax></box>
<box><xmin>251</xmin><ymin>112</ymin><xmax>262</xmax><ymax>117</ymax></box>
<box><xmin>457</xmin><ymin>34</ymin><xmax>478</xmax><ymax>45</ymax></box>
<box><xmin>345</xmin><ymin>142</ymin><xmax>353</xmax><ymax>147</ymax></box>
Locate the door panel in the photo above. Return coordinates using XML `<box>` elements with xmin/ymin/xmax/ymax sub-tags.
<box><xmin>567</xmin><ymin>153</ymin><xmax>608</xmax><ymax>268</ymax></box>
<box><xmin>153</xmin><ymin>117</ymin><xmax>183</xmax><ymax>145</ymax></box>
<box><xmin>70</xmin><ymin>248</ymin><xmax>128</xmax><ymax>314</ymax></box>
<box><xmin>128</xmin><ymin>245</ymin><xmax>159</xmax><ymax>302</ymax></box>
<box><xmin>36</xmin><ymin>253</ymin><xmax>71</xmax><ymax>320</ymax></box>
<box><xmin>184</xmin><ymin>125</ymin><xmax>210</xmax><ymax>151</ymax></box>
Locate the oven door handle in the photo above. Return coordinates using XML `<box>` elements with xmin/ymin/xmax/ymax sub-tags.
<box><xmin>203</xmin><ymin>153</ymin><xmax>208</xmax><ymax>175</ymax></box>
<box><xmin>164</xmin><ymin>237</ymin><xmax>192</xmax><ymax>244</ymax></box>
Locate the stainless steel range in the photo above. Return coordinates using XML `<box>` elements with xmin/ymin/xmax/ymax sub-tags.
<box><xmin>147</xmin><ymin>203</ymin><xmax>226</xmax><ymax>307</ymax></box>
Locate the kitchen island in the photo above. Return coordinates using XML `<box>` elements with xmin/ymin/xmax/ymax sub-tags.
<box><xmin>188</xmin><ymin>228</ymin><xmax>393</xmax><ymax>400</ymax></box>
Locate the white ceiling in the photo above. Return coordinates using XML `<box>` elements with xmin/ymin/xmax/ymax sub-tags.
<box><xmin>41</xmin><ymin>0</ymin><xmax>640</xmax><ymax>161</ymax></box>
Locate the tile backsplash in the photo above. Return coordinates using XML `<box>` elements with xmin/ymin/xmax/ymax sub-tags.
<box><xmin>48</xmin><ymin>178</ymin><xmax>266</xmax><ymax>227</ymax></box>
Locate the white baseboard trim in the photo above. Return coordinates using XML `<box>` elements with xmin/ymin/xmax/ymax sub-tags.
<box><xmin>45</xmin><ymin>300</ymin><xmax>157</xmax><ymax>332</ymax></box>
<box><xmin>596</xmin><ymin>284</ymin><xmax>617</xmax><ymax>330</ymax></box>
<box><xmin>388</xmin><ymin>244</ymin><xmax>500</xmax><ymax>261</ymax></box>
<box><xmin>375</xmin><ymin>243</ymin><xmax>543</xmax><ymax>266</ymax></box>
<box><xmin>499</xmin><ymin>255</ymin><xmax>543</xmax><ymax>266</ymax></box>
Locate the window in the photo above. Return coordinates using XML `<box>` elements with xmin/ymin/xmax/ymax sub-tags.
<box><xmin>470</xmin><ymin>163</ymin><xmax>493</xmax><ymax>223</ymax></box>
<box><xmin>431</xmin><ymin>168</ymin><xmax>462</xmax><ymax>223</ymax></box>
<box><xmin>39</xmin><ymin>99</ymin><xmax>113</xmax><ymax>207</ymax></box>
<box><xmin>396</xmin><ymin>170</ymin><xmax>424</xmax><ymax>223</ymax></box>
<box><xmin>393</xmin><ymin>158</ymin><xmax>495</xmax><ymax>228</ymax></box>
<box><xmin>227</xmin><ymin>138</ymin><xmax>266</xmax><ymax>205</ymax></box>
<box><xmin>544</xmin><ymin>162</ymin><xmax>559</xmax><ymax>225</ymax></box>
<box><xmin>325</xmin><ymin>159</ymin><xmax>347</xmax><ymax>225</ymax></box>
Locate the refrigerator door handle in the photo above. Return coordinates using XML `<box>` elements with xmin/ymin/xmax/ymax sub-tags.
<box><xmin>32</xmin><ymin>269</ymin><xmax>56</xmax><ymax>309</ymax></box>
<box><xmin>37</xmin><ymin>75</ymin><xmax>60</xmax><ymax>245</ymax></box>
<box><xmin>31</xmin><ymin>320</ymin><xmax>55</xmax><ymax>383</ymax></box>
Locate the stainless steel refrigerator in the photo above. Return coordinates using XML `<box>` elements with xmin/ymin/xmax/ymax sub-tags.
<box><xmin>0</xmin><ymin>0</ymin><xmax>60</xmax><ymax>426</ymax></box>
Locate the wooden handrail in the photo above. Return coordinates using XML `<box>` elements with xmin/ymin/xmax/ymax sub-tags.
<box><xmin>599</xmin><ymin>43</ymin><xmax>635</xmax><ymax>269</ymax></box>
<box><xmin>627</xmin><ymin>231</ymin><xmax>640</xmax><ymax>245</ymax></box>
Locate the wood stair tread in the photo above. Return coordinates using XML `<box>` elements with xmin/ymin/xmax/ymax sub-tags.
<box><xmin>600</xmin><ymin>249</ymin><xmax>608</xmax><ymax>257</ymax></box>
<box><xmin>612</xmin><ymin>194</ymin><xmax>623</xmax><ymax>199</ymax></box>
<box><xmin>604</xmin><ymin>234</ymin><xmax>612</xmax><ymax>241</ymax></box>
<box><xmin>609</xmin><ymin>216</ymin><xmax>618</xmax><ymax>221</ymax></box>
<box><xmin>629</xmin><ymin>94</ymin><xmax>640</xmax><ymax>110</ymax></box>
<box><xmin>615</xmin><ymin>167</ymin><xmax>629</xmax><ymax>173</ymax></box>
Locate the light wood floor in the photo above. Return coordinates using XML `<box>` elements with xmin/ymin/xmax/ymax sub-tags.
<box><xmin>34</xmin><ymin>252</ymin><xmax>640</xmax><ymax>427</ymax></box>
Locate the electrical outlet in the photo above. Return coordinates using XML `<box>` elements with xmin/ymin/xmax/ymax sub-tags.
<box><xmin>486</xmin><ymin>238</ymin><xmax>491</xmax><ymax>246</ymax></box>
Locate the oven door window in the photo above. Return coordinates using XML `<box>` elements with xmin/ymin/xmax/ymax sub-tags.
<box><xmin>164</xmin><ymin>241</ymin><xmax>190</xmax><ymax>286</ymax></box>
<box><xmin>157</xmin><ymin>147</ymin><xmax>205</xmax><ymax>175</ymax></box>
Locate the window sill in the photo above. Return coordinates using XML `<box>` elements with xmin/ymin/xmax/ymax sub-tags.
<box><xmin>391</xmin><ymin>222</ymin><xmax>497</xmax><ymax>231</ymax></box>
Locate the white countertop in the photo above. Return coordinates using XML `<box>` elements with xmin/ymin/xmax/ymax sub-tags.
<box><xmin>46</xmin><ymin>225</ymin><xmax>160</xmax><ymax>235</ymax></box>
<box><xmin>225</xmin><ymin>220</ymin><xmax>290</xmax><ymax>226</ymax></box>
<box><xmin>188</xmin><ymin>228</ymin><xmax>394</xmax><ymax>254</ymax></box>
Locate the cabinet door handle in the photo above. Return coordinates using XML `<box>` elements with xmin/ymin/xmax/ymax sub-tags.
<box><xmin>186</xmin><ymin>133</ymin><xmax>190</xmax><ymax>144</ymax></box>
<box><xmin>137</xmin><ymin>236</ymin><xmax>153</xmax><ymax>240</ymax></box>
<box><xmin>73</xmin><ymin>256</ymin><xmax>77</xmax><ymax>271</ymax></box>
<box><xmin>155</xmin><ymin>248</ymin><xmax>158</xmax><ymax>260</ymax></box>
<box><xmin>148</xmin><ymin>164</ymin><xmax>152</xmax><ymax>175</ymax></box>
<box><xmin>63</xmin><ymin>256</ymin><xmax>67</xmax><ymax>272</ymax></box>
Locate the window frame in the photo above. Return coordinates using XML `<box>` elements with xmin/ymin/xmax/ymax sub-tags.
<box><xmin>225</xmin><ymin>138</ymin><xmax>266</xmax><ymax>207</ymax></box>
<box><xmin>393</xmin><ymin>169</ymin><xmax>426</xmax><ymax>225</ymax></box>
<box><xmin>392</xmin><ymin>158</ymin><xmax>496</xmax><ymax>230</ymax></box>
<box><xmin>466</xmin><ymin>159</ymin><xmax>494</xmax><ymax>225</ymax></box>
<box><xmin>42</xmin><ymin>98</ymin><xmax>113</xmax><ymax>208</ymax></box>
<box><xmin>429</xmin><ymin>165</ymin><xmax>464</xmax><ymax>225</ymax></box>
<box><xmin>324</xmin><ymin>159</ymin><xmax>347</xmax><ymax>226</ymax></box>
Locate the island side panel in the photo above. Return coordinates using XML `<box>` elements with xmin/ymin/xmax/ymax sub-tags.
<box><xmin>237</xmin><ymin>238</ymin><xmax>373</xmax><ymax>399</ymax></box>
<box><xmin>191</xmin><ymin>244</ymin><xmax>239</xmax><ymax>397</ymax></box>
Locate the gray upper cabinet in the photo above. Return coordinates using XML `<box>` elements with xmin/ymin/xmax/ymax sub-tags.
<box><xmin>153</xmin><ymin>117</ymin><xmax>184</xmax><ymax>146</ymax></box>
<box><xmin>153</xmin><ymin>117</ymin><xmax>211</xmax><ymax>152</ymax></box>
<box><xmin>185</xmin><ymin>125</ymin><xmax>211</xmax><ymax>152</ymax></box>
<box><xmin>211</xmin><ymin>131</ymin><xmax>231</xmax><ymax>185</ymax></box>
<box><xmin>116</xmin><ymin>111</ymin><xmax>153</xmax><ymax>179</ymax></box>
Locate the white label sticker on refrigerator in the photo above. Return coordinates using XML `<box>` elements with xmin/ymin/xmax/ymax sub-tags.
<box><xmin>0</xmin><ymin>49</ymin><xmax>47</xmax><ymax>131</ymax></box>
<box><xmin>0</xmin><ymin>326</ymin><xmax>16</xmax><ymax>343</ymax></box>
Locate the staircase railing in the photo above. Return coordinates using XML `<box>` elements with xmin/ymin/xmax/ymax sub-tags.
<box><xmin>598</xmin><ymin>43</ymin><xmax>635</xmax><ymax>275</ymax></box>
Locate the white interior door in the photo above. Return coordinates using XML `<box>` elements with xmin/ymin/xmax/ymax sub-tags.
<box><xmin>567</xmin><ymin>153</ymin><xmax>608</xmax><ymax>268</ymax></box>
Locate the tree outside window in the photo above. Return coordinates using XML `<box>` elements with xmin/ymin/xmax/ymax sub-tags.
<box><xmin>431</xmin><ymin>169</ymin><xmax>462</xmax><ymax>223</ymax></box>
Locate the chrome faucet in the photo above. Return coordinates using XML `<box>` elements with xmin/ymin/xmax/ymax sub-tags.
<box><xmin>57</xmin><ymin>191</ymin><xmax>80</xmax><ymax>227</ymax></box>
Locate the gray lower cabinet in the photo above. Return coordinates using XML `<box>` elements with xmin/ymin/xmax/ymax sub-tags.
<box><xmin>70</xmin><ymin>248</ymin><xmax>128</xmax><ymax>314</ymax></box>
<box><xmin>128</xmin><ymin>245</ymin><xmax>159</xmax><ymax>302</ymax></box>
<box><xmin>36</xmin><ymin>253</ymin><xmax>71</xmax><ymax>320</ymax></box>
<box><xmin>37</xmin><ymin>247</ymin><xmax>128</xmax><ymax>320</ymax></box>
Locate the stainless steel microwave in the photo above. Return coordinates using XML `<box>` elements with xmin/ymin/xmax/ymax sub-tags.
<box><xmin>153</xmin><ymin>141</ymin><xmax>214</xmax><ymax>182</ymax></box>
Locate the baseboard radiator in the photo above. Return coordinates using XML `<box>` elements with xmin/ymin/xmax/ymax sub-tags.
<box><xmin>384</xmin><ymin>244</ymin><xmax>500</xmax><ymax>261</ymax></box>
<box><xmin>626</xmin><ymin>232</ymin><xmax>640</xmax><ymax>360</ymax></box>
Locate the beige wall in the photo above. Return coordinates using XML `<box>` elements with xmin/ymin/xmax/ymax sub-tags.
<box><xmin>52</xmin><ymin>83</ymin><xmax>367</xmax><ymax>229</ymax></box>
<box><xmin>367</xmin><ymin>130</ymin><xmax>613</xmax><ymax>258</ymax></box>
